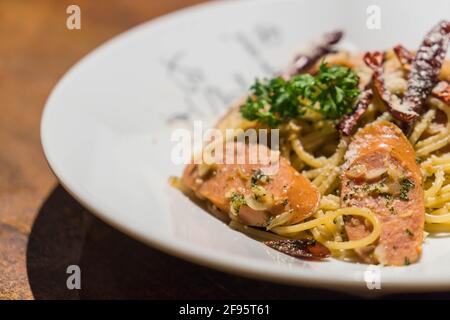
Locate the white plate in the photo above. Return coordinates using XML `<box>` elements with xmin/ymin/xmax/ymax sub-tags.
<box><xmin>41</xmin><ymin>0</ymin><xmax>450</xmax><ymax>296</ymax></box>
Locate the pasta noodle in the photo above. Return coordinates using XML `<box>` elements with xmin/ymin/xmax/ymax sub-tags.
<box><xmin>224</xmin><ymin>78</ymin><xmax>450</xmax><ymax>261</ymax></box>
<box><xmin>409</xmin><ymin>109</ymin><xmax>436</xmax><ymax>145</ymax></box>
<box><xmin>229</xmin><ymin>63</ymin><xmax>450</xmax><ymax>262</ymax></box>
<box><xmin>272</xmin><ymin>208</ymin><xmax>381</xmax><ymax>250</ymax></box>
<box><xmin>290</xmin><ymin>136</ymin><xmax>328</xmax><ymax>168</ymax></box>
<box><xmin>175</xmin><ymin>45</ymin><xmax>450</xmax><ymax>264</ymax></box>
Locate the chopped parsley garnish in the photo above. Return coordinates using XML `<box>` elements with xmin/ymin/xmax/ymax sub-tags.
<box><xmin>380</xmin><ymin>192</ymin><xmax>393</xmax><ymax>200</ymax></box>
<box><xmin>229</xmin><ymin>192</ymin><xmax>246</xmax><ymax>214</ymax></box>
<box><xmin>389</xmin><ymin>206</ymin><xmax>396</xmax><ymax>215</ymax></box>
<box><xmin>399</xmin><ymin>178</ymin><xmax>415</xmax><ymax>201</ymax></box>
<box><xmin>251</xmin><ymin>169</ymin><xmax>271</xmax><ymax>186</ymax></box>
<box><xmin>240</xmin><ymin>62</ymin><xmax>361</xmax><ymax>127</ymax></box>
<box><xmin>404</xmin><ymin>257</ymin><xmax>411</xmax><ymax>266</ymax></box>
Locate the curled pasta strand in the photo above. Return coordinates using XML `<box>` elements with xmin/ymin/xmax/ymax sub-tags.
<box><xmin>426</xmin><ymin>212</ymin><xmax>450</xmax><ymax>224</ymax></box>
<box><xmin>291</xmin><ymin>136</ymin><xmax>328</xmax><ymax>168</ymax></box>
<box><xmin>409</xmin><ymin>109</ymin><xmax>436</xmax><ymax>145</ymax></box>
<box><xmin>439</xmin><ymin>184</ymin><xmax>450</xmax><ymax>194</ymax></box>
<box><xmin>416</xmin><ymin>134</ymin><xmax>450</xmax><ymax>157</ymax></box>
<box><xmin>302</xmin><ymin>167</ymin><xmax>323</xmax><ymax>179</ymax></box>
<box><xmin>415</xmin><ymin>130</ymin><xmax>448</xmax><ymax>149</ymax></box>
<box><xmin>311</xmin><ymin>227</ymin><xmax>327</xmax><ymax>243</ymax></box>
<box><xmin>317</xmin><ymin>166</ymin><xmax>340</xmax><ymax>195</ymax></box>
<box><xmin>425</xmin><ymin>192</ymin><xmax>450</xmax><ymax>208</ymax></box>
<box><xmin>272</xmin><ymin>208</ymin><xmax>381</xmax><ymax>250</ymax></box>
<box><xmin>266</xmin><ymin>211</ymin><xmax>293</xmax><ymax>230</ymax></box>
<box><xmin>312</xmin><ymin>210</ymin><xmax>336</xmax><ymax>236</ymax></box>
<box><xmin>320</xmin><ymin>195</ymin><xmax>340</xmax><ymax>211</ymax></box>
<box><xmin>312</xmin><ymin>164</ymin><xmax>332</xmax><ymax>186</ymax></box>
<box><xmin>425</xmin><ymin>203</ymin><xmax>450</xmax><ymax>224</ymax></box>
<box><xmin>290</xmin><ymin>131</ymin><xmax>348</xmax><ymax>169</ymax></box>
<box><xmin>425</xmin><ymin>169</ymin><xmax>445</xmax><ymax>198</ymax></box>
<box><xmin>415</xmin><ymin>97</ymin><xmax>450</xmax><ymax>156</ymax></box>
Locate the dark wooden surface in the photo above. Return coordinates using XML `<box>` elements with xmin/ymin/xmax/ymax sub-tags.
<box><xmin>1</xmin><ymin>0</ymin><xmax>450</xmax><ymax>300</ymax></box>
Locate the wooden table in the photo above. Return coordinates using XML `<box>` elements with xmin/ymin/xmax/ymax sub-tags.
<box><xmin>1</xmin><ymin>0</ymin><xmax>449</xmax><ymax>300</ymax></box>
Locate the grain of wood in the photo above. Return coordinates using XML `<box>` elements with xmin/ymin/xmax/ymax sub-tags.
<box><xmin>0</xmin><ymin>0</ymin><xmax>205</xmax><ymax>300</ymax></box>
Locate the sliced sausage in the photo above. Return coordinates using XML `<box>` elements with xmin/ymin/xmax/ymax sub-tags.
<box><xmin>182</xmin><ymin>142</ymin><xmax>320</xmax><ymax>227</ymax></box>
<box><xmin>341</xmin><ymin>120</ymin><xmax>424</xmax><ymax>266</ymax></box>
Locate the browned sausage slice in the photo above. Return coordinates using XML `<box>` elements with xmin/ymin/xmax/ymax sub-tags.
<box><xmin>182</xmin><ymin>142</ymin><xmax>320</xmax><ymax>227</ymax></box>
<box><xmin>341</xmin><ymin>121</ymin><xmax>424</xmax><ymax>266</ymax></box>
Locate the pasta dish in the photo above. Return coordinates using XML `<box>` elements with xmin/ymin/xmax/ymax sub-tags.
<box><xmin>171</xmin><ymin>21</ymin><xmax>450</xmax><ymax>266</ymax></box>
